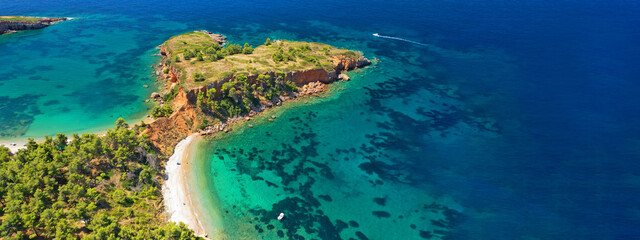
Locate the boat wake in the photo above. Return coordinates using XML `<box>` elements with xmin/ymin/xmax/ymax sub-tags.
<box><xmin>373</xmin><ymin>33</ymin><xmax>429</xmax><ymax>47</ymax></box>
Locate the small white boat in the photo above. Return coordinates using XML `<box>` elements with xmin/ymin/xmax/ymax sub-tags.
<box><xmin>373</xmin><ymin>33</ymin><xmax>380</xmax><ymax>37</ymax></box>
<box><xmin>277</xmin><ymin>212</ymin><xmax>284</xmax><ymax>220</ymax></box>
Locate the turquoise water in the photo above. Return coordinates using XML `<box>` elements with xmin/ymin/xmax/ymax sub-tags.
<box><xmin>190</xmin><ymin>30</ymin><xmax>509</xmax><ymax>238</ymax></box>
<box><xmin>4</xmin><ymin>0</ymin><xmax>640</xmax><ymax>239</ymax></box>
<box><xmin>0</xmin><ymin>14</ymin><xmax>190</xmax><ymax>139</ymax></box>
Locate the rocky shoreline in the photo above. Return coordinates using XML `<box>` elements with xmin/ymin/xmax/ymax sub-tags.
<box><xmin>0</xmin><ymin>16</ymin><xmax>68</xmax><ymax>35</ymax></box>
<box><xmin>143</xmin><ymin>33</ymin><xmax>372</xmax><ymax>155</ymax></box>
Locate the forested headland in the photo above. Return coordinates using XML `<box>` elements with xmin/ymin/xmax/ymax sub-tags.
<box><xmin>0</xmin><ymin>119</ymin><xmax>200</xmax><ymax>239</ymax></box>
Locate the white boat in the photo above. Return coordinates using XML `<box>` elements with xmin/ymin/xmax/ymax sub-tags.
<box><xmin>277</xmin><ymin>212</ymin><xmax>284</xmax><ymax>220</ymax></box>
<box><xmin>373</xmin><ymin>33</ymin><xmax>380</xmax><ymax>37</ymax></box>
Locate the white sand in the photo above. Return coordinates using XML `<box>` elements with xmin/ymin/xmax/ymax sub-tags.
<box><xmin>0</xmin><ymin>141</ymin><xmax>26</xmax><ymax>153</ymax></box>
<box><xmin>0</xmin><ymin>129</ymin><xmax>110</xmax><ymax>154</ymax></box>
<box><xmin>162</xmin><ymin>134</ymin><xmax>208</xmax><ymax>238</ymax></box>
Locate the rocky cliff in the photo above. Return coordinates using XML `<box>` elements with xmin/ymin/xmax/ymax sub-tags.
<box><xmin>0</xmin><ymin>17</ymin><xmax>67</xmax><ymax>35</ymax></box>
<box><xmin>143</xmin><ymin>87</ymin><xmax>206</xmax><ymax>155</ymax></box>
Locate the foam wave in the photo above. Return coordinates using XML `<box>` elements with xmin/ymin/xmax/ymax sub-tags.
<box><xmin>373</xmin><ymin>33</ymin><xmax>429</xmax><ymax>47</ymax></box>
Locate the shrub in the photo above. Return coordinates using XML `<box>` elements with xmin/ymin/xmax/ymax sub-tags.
<box><xmin>257</xmin><ymin>74</ymin><xmax>271</xmax><ymax>84</ymax></box>
<box><xmin>193</xmin><ymin>72</ymin><xmax>205</xmax><ymax>82</ymax></box>
<box><xmin>151</xmin><ymin>104</ymin><xmax>173</xmax><ymax>118</ymax></box>
<box><xmin>242</xmin><ymin>43</ymin><xmax>254</xmax><ymax>54</ymax></box>
<box><xmin>272</xmin><ymin>48</ymin><xmax>294</xmax><ymax>63</ymax></box>
<box><xmin>197</xmin><ymin>92</ymin><xmax>205</xmax><ymax>107</ymax></box>
<box><xmin>264</xmin><ymin>38</ymin><xmax>272</xmax><ymax>46</ymax></box>
<box><xmin>321</xmin><ymin>46</ymin><xmax>331</xmax><ymax>55</ymax></box>
<box><xmin>344</xmin><ymin>50</ymin><xmax>358</xmax><ymax>58</ymax></box>
<box><xmin>163</xmin><ymin>86</ymin><xmax>179</xmax><ymax>101</ymax></box>
<box><xmin>235</xmin><ymin>73</ymin><xmax>248</xmax><ymax>83</ymax></box>
<box><xmin>207</xmin><ymin>88</ymin><xmax>217</xmax><ymax>99</ymax></box>
<box><xmin>225</xmin><ymin>43</ymin><xmax>242</xmax><ymax>55</ymax></box>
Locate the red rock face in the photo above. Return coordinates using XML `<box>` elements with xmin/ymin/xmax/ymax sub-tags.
<box><xmin>143</xmin><ymin>87</ymin><xmax>207</xmax><ymax>155</ymax></box>
<box><xmin>168</xmin><ymin>67</ymin><xmax>179</xmax><ymax>82</ymax></box>
<box><xmin>291</xmin><ymin>69</ymin><xmax>335</xmax><ymax>85</ymax></box>
<box><xmin>331</xmin><ymin>55</ymin><xmax>371</xmax><ymax>71</ymax></box>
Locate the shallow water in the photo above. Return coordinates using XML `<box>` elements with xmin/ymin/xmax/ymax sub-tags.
<box><xmin>3</xmin><ymin>0</ymin><xmax>640</xmax><ymax>239</ymax></box>
<box><xmin>0</xmin><ymin>14</ymin><xmax>192</xmax><ymax>138</ymax></box>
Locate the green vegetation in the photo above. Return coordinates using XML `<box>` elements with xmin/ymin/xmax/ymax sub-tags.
<box><xmin>343</xmin><ymin>50</ymin><xmax>358</xmax><ymax>58</ymax></box>
<box><xmin>242</xmin><ymin>43</ymin><xmax>254</xmax><ymax>54</ymax></box>
<box><xmin>198</xmin><ymin>72</ymin><xmax>296</xmax><ymax>118</ymax></box>
<box><xmin>151</xmin><ymin>105</ymin><xmax>173</xmax><ymax>118</ymax></box>
<box><xmin>0</xmin><ymin>119</ymin><xmax>200</xmax><ymax>239</ymax></box>
<box><xmin>162</xmin><ymin>33</ymin><xmax>361</xmax><ymax>88</ymax></box>
<box><xmin>192</xmin><ymin>72</ymin><xmax>205</xmax><ymax>82</ymax></box>
<box><xmin>171</xmin><ymin>55</ymin><xmax>180</xmax><ymax>63</ymax></box>
<box><xmin>163</xmin><ymin>86</ymin><xmax>180</xmax><ymax>102</ymax></box>
<box><xmin>158</xmin><ymin>33</ymin><xmax>365</xmax><ymax>123</ymax></box>
<box><xmin>272</xmin><ymin>44</ymin><xmax>316</xmax><ymax>64</ymax></box>
<box><xmin>0</xmin><ymin>16</ymin><xmax>42</xmax><ymax>23</ymax></box>
<box><xmin>271</xmin><ymin>47</ymin><xmax>295</xmax><ymax>63</ymax></box>
<box><xmin>225</xmin><ymin>43</ymin><xmax>243</xmax><ymax>55</ymax></box>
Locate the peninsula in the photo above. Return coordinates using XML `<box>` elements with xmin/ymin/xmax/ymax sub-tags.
<box><xmin>0</xmin><ymin>16</ymin><xmax>67</xmax><ymax>35</ymax></box>
<box><xmin>150</xmin><ymin>31</ymin><xmax>371</xmax><ymax>237</ymax></box>
<box><xmin>0</xmin><ymin>30</ymin><xmax>369</xmax><ymax>239</ymax></box>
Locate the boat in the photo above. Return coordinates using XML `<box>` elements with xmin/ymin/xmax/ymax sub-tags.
<box><xmin>277</xmin><ymin>212</ymin><xmax>284</xmax><ymax>220</ymax></box>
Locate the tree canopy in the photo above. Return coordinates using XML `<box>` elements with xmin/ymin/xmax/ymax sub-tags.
<box><xmin>151</xmin><ymin>105</ymin><xmax>174</xmax><ymax>119</ymax></box>
<box><xmin>0</xmin><ymin>119</ymin><xmax>201</xmax><ymax>239</ymax></box>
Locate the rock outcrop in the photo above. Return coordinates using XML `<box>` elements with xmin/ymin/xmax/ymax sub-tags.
<box><xmin>338</xmin><ymin>73</ymin><xmax>350</xmax><ymax>81</ymax></box>
<box><xmin>0</xmin><ymin>17</ymin><xmax>67</xmax><ymax>35</ymax></box>
<box><xmin>291</xmin><ymin>69</ymin><xmax>337</xmax><ymax>85</ymax></box>
<box><xmin>331</xmin><ymin>55</ymin><xmax>371</xmax><ymax>72</ymax></box>
<box><xmin>195</xmin><ymin>30</ymin><xmax>227</xmax><ymax>46</ymax></box>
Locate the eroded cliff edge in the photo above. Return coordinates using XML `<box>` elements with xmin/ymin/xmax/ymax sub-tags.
<box><xmin>142</xmin><ymin>31</ymin><xmax>371</xmax><ymax>155</ymax></box>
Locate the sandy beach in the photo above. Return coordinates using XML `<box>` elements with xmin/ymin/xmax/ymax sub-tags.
<box><xmin>0</xmin><ymin>140</ymin><xmax>27</xmax><ymax>153</ymax></box>
<box><xmin>0</xmin><ymin>129</ymin><xmax>111</xmax><ymax>154</ymax></box>
<box><xmin>0</xmin><ymin>116</ymin><xmax>155</xmax><ymax>154</ymax></box>
<box><xmin>162</xmin><ymin>133</ymin><xmax>209</xmax><ymax>238</ymax></box>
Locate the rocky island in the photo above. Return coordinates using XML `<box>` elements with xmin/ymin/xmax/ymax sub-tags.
<box><xmin>0</xmin><ymin>16</ymin><xmax>67</xmax><ymax>35</ymax></box>
<box><xmin>144</xmin><ymin>31</ymin><xmax>371</xmax><ymax>155</ymax></box>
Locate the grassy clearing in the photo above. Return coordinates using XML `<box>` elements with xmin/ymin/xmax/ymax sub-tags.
<box><xmin>0</xmin><ymin>16</ymin><xmax>43</xmax><ymax>22</ymax></box>
<box><xmin>163</xmin><ymin>31</ymin><xmax>361</xmax><ymax>88</ymax></box>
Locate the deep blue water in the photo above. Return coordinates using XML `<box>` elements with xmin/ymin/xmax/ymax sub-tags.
<box><xmin>2</xmin><ymin>0</ymin><xmax>640</xmax><ymax>238</ymax></box>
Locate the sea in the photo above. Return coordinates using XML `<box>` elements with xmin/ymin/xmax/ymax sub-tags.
<box><xmin>1</xmin><ymin>0</ymin><xmax>639</xmax><ymax>239</ymax></box>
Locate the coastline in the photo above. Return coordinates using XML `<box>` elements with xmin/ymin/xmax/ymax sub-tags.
<box><xmin>0</xmin><ymin>129</ymin><xmax>109</xmax><ymax>153</ymax></box>
<box><xmin>162</xmin><ymin>133</ymin><xmax>209</xmax><ymax>238</ymax></box>
<box><xmin>0</xmin><ymin>114</ymin><xmax>155</xmax><ymax>153</ymax></box>
<box><xmin>177</xmin><ymin>81</ymin><xmax>345</xmax><ymax>238</ymax></box>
